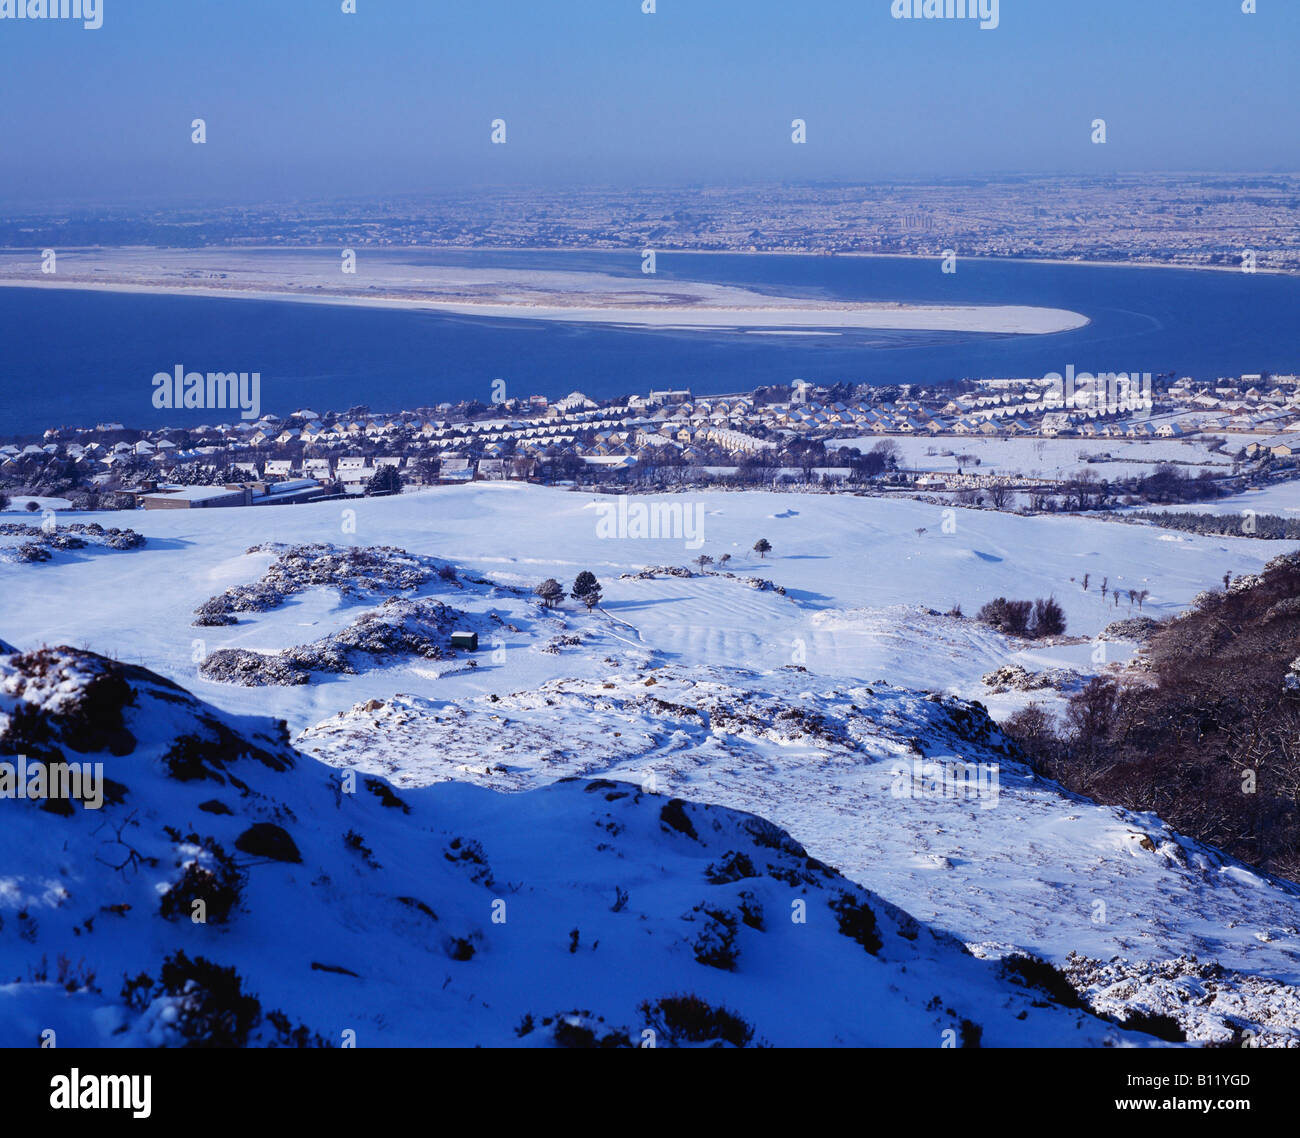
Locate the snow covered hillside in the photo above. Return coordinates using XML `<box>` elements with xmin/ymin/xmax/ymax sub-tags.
<box><xmin>0</xmin><ymin>646</ymin><xmax>1147</xmax><ymax>1047</ymax></box>
<box><xmin>3</xmin><ymin>484</ymin><xmax>1300</xmax><ymax>1044</ymax></box>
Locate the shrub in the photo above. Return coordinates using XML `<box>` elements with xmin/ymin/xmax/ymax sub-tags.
<box><xmin>1001</xmin><ymin>704</ymin><xmax>1063</xmax><ymax>773</ymax></box>
<box><xmin>550</xmin><ymin>1014</ymin><xmax>632</xmax><ymax>1049</ymax></box>
<box><xmin>977</xmin><ymin>597</ymin><xmax>1033</xmax><ymax>637</ymax></box>
<box><xmin>155</xmin><ymin>952</ymin><xmax>263</xmax><ymax>1047</ymax></box>
<box><xmin>1032</xmin><ymin>596</ymin><xmax>1067</xmax><ymax>637</ymax></box>
<box><xmin>659</xmin><ymin>799</ymin><xmax>698</xmax><ymax>840</ymax></box>
<box><xmin>689</xmin><ymin>906</ymin><xmax>740</xmax><ymax>971</ymax></box>
<box><xmin>829</xmin><ymin>891</ymin><xmax>882</xmax><ymax>954</ymax></box>
<box><xmin>1121</xmin><ymin>1010</ymin><xmax>1186</xmax><ymax>1042</ymax></box>
<box><xmin>999</xmin><ymin>954</ymin><xmax>1086</xmax><ymax>1009</ymax></box>
<box><xmin>705</xmin><ymin>850</ymin><xmax>757</xmax><ymax>884</ymax></box>
<box><xmin>640</xmin><ymin>994</ymin><xmax>756</xmax><ymax>1048</ymax></box>
<box><xmin>159</xmin><ymin>837</ymin><xmax>244</xmax><ymax>924</ymax></box>
<box><xmin>977</xmin><ymin>597</ymin><xmax>1067</xmax><ymax>638</ymax></box>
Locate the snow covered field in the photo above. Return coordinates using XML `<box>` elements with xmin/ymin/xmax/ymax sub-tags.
<box><xmin>1</xmin><ymin>485</ymin><xmax>1283</xmax><ymax>728</ymax></box>
<box><xmin>833</xmin><ymin>435</ymin><xmax>1235</xmax><ymax>480</ymax></box>
<box><xmin>4</xmin><ymin>484</ymin><xmax>1300</xmax><ymax>1043</ymax></box>
<box><xmin>1157</xmin><ymin>481</ymin><xmax>1300</xmax><ymax>517</ymax></box>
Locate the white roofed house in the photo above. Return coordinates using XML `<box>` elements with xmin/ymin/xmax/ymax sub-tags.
<box><xmin>264</xmin><ymin>459</ymin><xmax>294</xmax><ymax>478</ymax></box>
<box><xmin>438</xmin><ymin>457</ymin><xmax>474</xmax><ymax>484</ymax></box>
<box><xmin>1040</xmin><ymin>413</ymin><xmax>1072</xmax><ymax>437</ymax></box>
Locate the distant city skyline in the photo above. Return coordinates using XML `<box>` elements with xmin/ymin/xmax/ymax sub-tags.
<box><xmin>0</xmin><ymin>0</ymin><xmax>1297</xmax><ymax>206</ymax></box>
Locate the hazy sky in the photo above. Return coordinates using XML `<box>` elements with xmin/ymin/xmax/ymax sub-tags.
<box><xmin>0</xmin><ymin>0</ymin><xmax>1296</xmax><ymax>205</ymax></box>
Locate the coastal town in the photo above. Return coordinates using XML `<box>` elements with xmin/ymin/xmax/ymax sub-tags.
<box><xmin>4</xmin><ymin>175</ymin><xmax>1298</xmax><ymax>272</ymax></box>
<box><xmin>6</xmin><ymin>369</ymin><xmax>1300</xmax><ymax>515</ymax></box>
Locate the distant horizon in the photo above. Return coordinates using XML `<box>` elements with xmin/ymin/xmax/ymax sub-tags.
<box><xmin>5</xmin><ymin>170</ymin><xmax>1300</xmax><ymax>214</ymax></box>
<box><xmin>1</xmin><ymin>0</ymin><xmax>1295</xmax><ymax>205</ymax></box>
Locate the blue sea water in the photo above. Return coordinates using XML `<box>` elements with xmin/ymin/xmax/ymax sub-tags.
<box><xmin>1</xmin><ymin>249</ymin><xmax>1297</xmax><ymax>436</ymax></box>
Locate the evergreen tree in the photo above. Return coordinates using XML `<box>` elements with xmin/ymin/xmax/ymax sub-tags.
<box><xmin>571</xmin><ymin>570</ymin><xmax>599</xmax><ymax>600</ymax></box>
<box><xmin>365</xmin><ymin>465</ymin><xmax>403</xmax><ymax>496</ymax></box>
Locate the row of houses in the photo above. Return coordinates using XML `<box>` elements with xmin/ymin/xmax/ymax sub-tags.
<box><xmin>21</xmin><ymin>377</ymin><xmax>1300</xmax><ymax>497</ymax></box>
<box><xmin>1244</xmin><ymin>434</ymin><xmax>1300</xmax><ymax>459</ymax></box>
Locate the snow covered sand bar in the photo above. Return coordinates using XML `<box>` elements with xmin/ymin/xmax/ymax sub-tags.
<box><xmin>0</xmin><ymin>249</ymin><xmax>1089</xmax><ymax>334</ymax></box>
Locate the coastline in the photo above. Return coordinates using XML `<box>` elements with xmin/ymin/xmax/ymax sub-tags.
<box><xmin>0</xmin><ymin>244</ymin><xmax>1291</xmax><ymax>277</ymax></box>
<box><xmin>651</xmin><ymin>248</ymin><xmax>1298</xmax><ymax>277</ymax></box>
